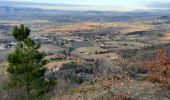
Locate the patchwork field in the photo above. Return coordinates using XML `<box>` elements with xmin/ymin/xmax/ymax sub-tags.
<box><xmin>75</xmin><ymin>47</ymin><xmax>105</xmax><ymax>55</ymax></box>
<box><xmin>1</xmin><ymin>5</ymin><xmax>170</xmax><ymax>100</ymax></box>
<box><xmin>106</xmin><ymin>40</ymin><xmax>151</xmax><ymax>48</ymax></box>
<box><xmin>0</xmin><ymin>48</ymin><xmax>13</xmax><ymax>62</ymax></box>
<box><xmin>162</xmin><ymin>33</ymin><xmax>170</xmax><ymax>40</ymax></box>
<box><xmin>37</xmin><ymin>21</ymin><xmax>154</xmax><ymax>34</ymax></box>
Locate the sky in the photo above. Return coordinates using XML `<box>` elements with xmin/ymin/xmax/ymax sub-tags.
<box><xmin>3</xmin><ymin>0</ymin><xmax>170</xmax><ymax>11</ymax></box>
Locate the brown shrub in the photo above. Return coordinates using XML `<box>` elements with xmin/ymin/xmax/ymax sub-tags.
<box><xmin>146</xmin><ymin>49</ymin><xmax>170</xmax><ymax>84</ymax></box>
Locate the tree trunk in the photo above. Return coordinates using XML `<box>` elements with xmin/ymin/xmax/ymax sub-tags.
<box><xmin>26</xmin><ymin>82</ymin><xmax>30</xmax><ymax>99</ymax></box>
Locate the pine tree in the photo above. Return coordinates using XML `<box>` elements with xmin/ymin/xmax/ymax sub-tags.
<box><xmin>7</xmin><ymin>24</ymin><xmax>48</xmax><ymax>99</ymax></box>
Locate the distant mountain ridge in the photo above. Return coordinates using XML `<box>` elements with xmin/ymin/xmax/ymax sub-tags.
<box><xmin>0</xmin><ymin>6</ymin><xmax>43</xmax><ymax>12</ymax></box>
<box><xmin>0</xmin><ymin>6</ymin><xmax>170</xmax><ymax>22</ymax></box>
<box><xmin>0</xmin><ymin>6</ymin><xmax>170</xmax><ymax>16</ymax></box>
<box><xmin>157</xmin><ymin>16</ymin><xmax>170</xmax><ymax>20</ymax></box>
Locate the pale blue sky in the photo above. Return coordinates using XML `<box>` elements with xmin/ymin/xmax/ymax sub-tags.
<box><xmin>4</xmin><ymin>0</ymin><xmax>170</xmax><ymax>11</ymax></box>
<box><xmin>10</xmin><ymin>0</ymin><xmax>169</xmax><ymax>6</ymax></box>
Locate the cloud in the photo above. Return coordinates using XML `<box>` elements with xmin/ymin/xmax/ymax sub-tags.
<box><xmin>148</xmin><ymin>2</ymin><xmax>170</xmax><ymax>9</ymax></box>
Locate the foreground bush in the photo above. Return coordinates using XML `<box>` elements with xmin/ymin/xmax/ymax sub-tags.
<box><xmin>146</xmin><ymin>49</ymin><xmax>170</xmax><ymax>84</ymax></box>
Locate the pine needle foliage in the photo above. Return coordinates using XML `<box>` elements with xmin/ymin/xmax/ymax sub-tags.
<box><xmin>7</xmin><ymin>24</ymin><xmax>49</xmax><ymax>99</ymax></box>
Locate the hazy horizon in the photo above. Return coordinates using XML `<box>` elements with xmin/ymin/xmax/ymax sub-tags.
<box><xmin>1</xmin><ymin>0</ymin><xmax>170</xmax><ymax>11</ymax></box>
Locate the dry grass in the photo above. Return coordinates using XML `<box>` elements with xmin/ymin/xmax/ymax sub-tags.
<box><xmin>38</xmin><ymin>21</ymin><xmax>155</xmax><ymax>35</ymax></box>
<box><xmin>76</xmin><ymin>47</ymin><xmax>105</xmax><ymax>54</ymax></box>
<box><xmin>39</xmin><ymin>22</ymin><xmax>128</xmax><ymax>33</ymax></box>
<box><xmin>46</xmin><ymin>59</ymin><xmax>85</xmax><ymax>70</ymax></box>
<box><xmin>50</xmin><ymin>76</ymin><xmax>169</xmax><ymax>100</ymax></box>
<box><xmin>119</xmin><ymin>24</ymin><xmax>154</xmax><ymax>33</ymax></box>
<box><xmin>46</xmin><ymin>60</ymin><xmax>72</xmax><ymax>70</ymax></box>
<box><xmin>162</xmin><ymin>33</ymin><xmax>170</xmax><ymax>40</ymax></box>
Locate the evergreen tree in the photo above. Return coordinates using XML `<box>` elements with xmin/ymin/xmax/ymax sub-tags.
<box><xmin>7</xmin><ymin>24</ymin><xmax>49</xmax><ymax>99</ymax></box>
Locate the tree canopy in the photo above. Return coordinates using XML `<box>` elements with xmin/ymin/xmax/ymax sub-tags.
<box><xmin>7</xmin><ymin>24</ymin><xmax>50</xmax><ymax>99</ymax></box>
